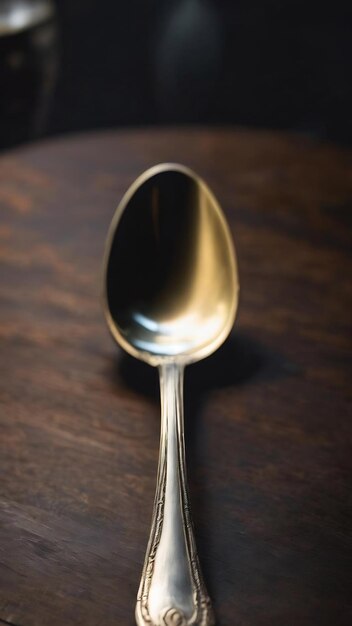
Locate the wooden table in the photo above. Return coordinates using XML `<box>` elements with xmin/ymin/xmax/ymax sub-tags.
<box><xmin>0</xmin><ymin>129</ymin><xmax>351</xmax><ymax>626</ymax></box>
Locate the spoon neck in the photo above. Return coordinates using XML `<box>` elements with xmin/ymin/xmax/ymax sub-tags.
<box><xmin>158</xmin><ymin>361</ymin><xmax>186</xmax><ymax>533</ymax></box>
<box><xmin>159</xmin><ymin>361</ymin><xmax>185</xmax><ymax>429</ymax></box>
<box><xmin>158</xmin><ymin>363</ymin><xmax>187</xmax><ymax>504</ymax></box>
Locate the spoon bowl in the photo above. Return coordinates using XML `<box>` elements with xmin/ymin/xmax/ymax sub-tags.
<box><xmin>104</xmin><ymin>163</ymin><xmax>238</xmax><ymax>365</ymax></box>
<box><xmin>103</xmin><ymin>163</ymin><xmax>239</xmax><ymax>626</ymax></box>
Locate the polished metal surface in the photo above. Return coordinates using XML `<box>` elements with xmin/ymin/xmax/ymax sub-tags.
<box><xmin>103</xmin><ymin>163</ymin><xmax>239</xmax><ymax>626</ymax></box>
<box><xmin>0</xmin><ymin>0</ymin><xmax>55</xmax><ymax>36</ymax></box>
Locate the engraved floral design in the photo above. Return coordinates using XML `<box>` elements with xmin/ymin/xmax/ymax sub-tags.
<box><xmin>161</xmin><ymin>608</ymin><xmax>187</xmax><ymax>626</ymax></box>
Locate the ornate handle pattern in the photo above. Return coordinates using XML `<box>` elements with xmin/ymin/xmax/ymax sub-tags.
<box><xmin>135</xmin><ymin>363</ymin><xmax>214</xmax><ymax>626</ymax></box>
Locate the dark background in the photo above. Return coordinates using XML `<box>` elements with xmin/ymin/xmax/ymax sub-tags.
<box><xmin>1</xmin><ymin>0</ymin><xmax>352</xmax><ymax>148</ymax></box>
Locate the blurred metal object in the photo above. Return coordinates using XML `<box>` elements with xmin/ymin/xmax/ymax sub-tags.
<box><xmin>154</xmin><ymin>0</ymin><xmax>223</xmax><ymax>122</ymax></box>
<box><xmin>103</xmin><ymin>163</ymin><xmax>239</xmax><ymax>625</ymax></box>
<box><xmin>0</xmin><ymin>0</ymin><xmax>58</xmax><ymax>149</ymax></box>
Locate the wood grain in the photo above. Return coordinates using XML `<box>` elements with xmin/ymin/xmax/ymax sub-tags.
<box><xmin>0</xmin><ymin>128</ymin><xmax>351</xmax><ymax>626</ymax></box>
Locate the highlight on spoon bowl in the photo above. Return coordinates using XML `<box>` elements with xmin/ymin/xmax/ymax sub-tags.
<box><xmin>102</xmin><ymin>163</ymin><xmax>239</xmax><ymax>626</ymax></box>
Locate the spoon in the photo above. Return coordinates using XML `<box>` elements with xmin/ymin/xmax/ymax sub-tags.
<box><xmin>103</xmin><ymin>163</ymin><xmax>239</xmax><ymax>626</ymax></box>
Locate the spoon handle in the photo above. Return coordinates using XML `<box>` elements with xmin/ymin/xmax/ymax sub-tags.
<box><xmin>135</xmin><ymin>362</ymin><xmax>214</xmax><ymax>626</ymax></box>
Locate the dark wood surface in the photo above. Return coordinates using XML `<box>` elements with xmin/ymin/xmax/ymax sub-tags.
<box><xmin>0</xmin><ymin>128</ymin><xmax>351</xmax><ymax>626</ymax></box>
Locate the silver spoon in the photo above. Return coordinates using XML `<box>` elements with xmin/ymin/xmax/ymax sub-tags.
<box><xmin>103</xmin><ymin>163</ymin><xmax>239</xmax><ymax>626</ymax></box>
